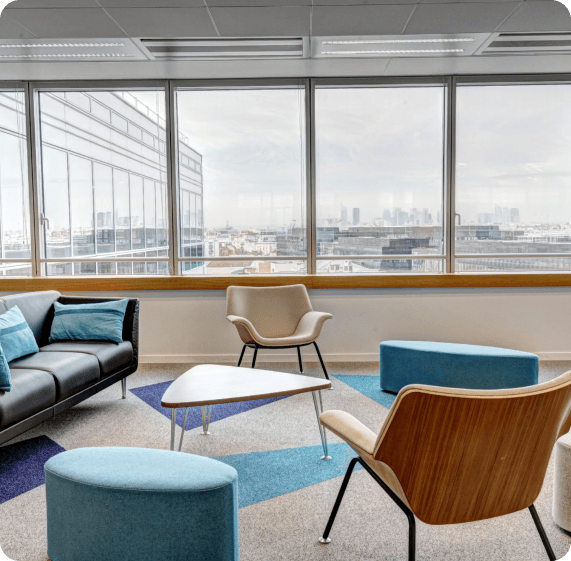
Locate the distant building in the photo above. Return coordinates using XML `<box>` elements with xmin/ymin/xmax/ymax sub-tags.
<box><xmin>352</xmin><ymin>208</ymin><xmax>360</xmax><ymax>225</ymax></box>
<box><xmin>340</xmin><ymin>203</ymin><xmax>348</xmax><ymax>223</ymax></box>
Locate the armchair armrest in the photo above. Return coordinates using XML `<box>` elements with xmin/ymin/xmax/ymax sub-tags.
<box><xmin>57</xmin><ymin>296</ymin><xmax>140</xmax><ymax>365</ymax></box>
<box><xmin>320</xmin><ymin>410</ymin><xmax>376</xmax><ymax>455</ymax></box>
<box><xmin>293</xmin><ymin>311</ymin><xmax>332</xmax><ymax>341</ymax></box>
<box><xmin>226</xmin><ymin>314</ymin><xmax>261</xmax><ymax>345</ymax></box>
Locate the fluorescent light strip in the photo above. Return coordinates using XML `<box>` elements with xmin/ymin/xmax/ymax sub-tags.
<box><xmin>0</xmin><ymin>53</ymin><xmax>134</xmax><ymax>58</ymax></box>
<box><xmin>323</xmin><ymin>38</ymin><xmax>474</xmax><ymax>45</ymax></box>
<box><xmin>322</xmin><ymin>49</ymin><xmax>465</xmax><ymax>54</ymax></box>
<box><xmin>0</xmin><ymin>42</ymin><xmax>125</xmax><ymax>48</ymax></box>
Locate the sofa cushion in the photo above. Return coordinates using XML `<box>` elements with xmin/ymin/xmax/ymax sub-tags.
<box><xmin>40</xmin><ymin>341</ymin><xmax>134</xmax><ymax>377</ymax></box>
<box><xmin>0</xmin><ymin>306</ymin><xmax>40</xmax><ymax>362</ymax></box>
<box><xmin>10</xmin><ymin>352</ymin><xmax>100</xmax><ymax>402</ymax></box>
<box><xmin>0</xmin><ymin>369</ymin><xmax>56</xmax><ymax>429</ymax></box>
<box><xmin>0</xmin><ymin>291</ymin><xmax>60</xmax><ymax>346</ymax></box>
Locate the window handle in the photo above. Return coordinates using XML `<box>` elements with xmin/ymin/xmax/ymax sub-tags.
<box><xmin>41</xmin><ymin>213</ymin><xmax>50</xmax><ymax>230</ymax></box>
<box><xmin>455</xmin><ymin>213</ymin><xmax>461</xmax><ymax>226</ymax></box>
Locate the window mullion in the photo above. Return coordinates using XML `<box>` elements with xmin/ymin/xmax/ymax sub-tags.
<box><xmin>165</xmin><ymin>80</ymin><xmax>180</xmax><ymax>277</ymax></box>
<box><xmin>307</xmin><ymin>79</ymin><xmax>316</xmax><ymax>275</ymax></box>
<box><xmin>445</xmin><ymin>76</ymin><xmax>457</xmax><ymax>274</ymax></box>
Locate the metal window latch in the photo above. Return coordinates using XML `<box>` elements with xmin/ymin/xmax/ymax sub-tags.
<box><xmin>455</xmin><ymin>213</ymin><xmax>461</xmax><ymax>226</ymax></box>
<box><xmin>40</xmin><ymin>213</ymin><xmax>50</xmax><ymax>230</ymax></box>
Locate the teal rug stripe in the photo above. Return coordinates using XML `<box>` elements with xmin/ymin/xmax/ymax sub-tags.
<box><xmin>216</xmin><ymin>443</ymin><xmax>361</xmax><ymax>508</ymax></box>
<box><xmin>334</xmin><ymin>375</ymin><xmax>397</xmax><ymax>409</ymax></box>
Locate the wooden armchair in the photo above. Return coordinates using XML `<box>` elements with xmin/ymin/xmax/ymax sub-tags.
<box><xmin>319</xmin><ymin>370</ymin><xmax>571</xmax><ymax>560</ymax></box>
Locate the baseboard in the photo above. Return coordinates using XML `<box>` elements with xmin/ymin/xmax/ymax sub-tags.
<box><xmin>140</xmin><ymin>351</ymin><xmax>571</xmax><ymax>364</ymax></box>
<box><xmin>139</xmin><ymin>352</ymin><xmax>380</xmax><ymax>364</ymax></box>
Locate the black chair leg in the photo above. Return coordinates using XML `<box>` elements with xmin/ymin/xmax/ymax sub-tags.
<box><xmin>297</xmin><ymin>347</ymin><xmax>304</xmax><ymax>374</ymax></box>
<box><xmin>313</xmin><ymin>342</ymin><xmax>330</xmax><ymax>381</ymax></box>
<box><xmin>319</xmin><ymin>457</ymin><xmax>359</xmax><ymax>543</ymax></box>
<box><xmin>251</xmin><ymin>346</ymin><xmax>259</xmax><ymax>368</ymax></box>
<box><xmin>237</xmin><ymin>345</ymin><xmax>247</xmax><ymax>367</ymax></box>
<box><xmin>529</xmin><ymin>505</ymin><xmax>557</xmax><ymax>561</ymax></box>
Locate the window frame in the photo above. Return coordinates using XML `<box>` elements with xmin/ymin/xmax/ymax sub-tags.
<box><xmin>0</xmin><ymin>74</ymin><xmax>566</xmax><ymax>289</ymax></box>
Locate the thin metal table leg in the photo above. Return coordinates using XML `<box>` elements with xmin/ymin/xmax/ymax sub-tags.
<box><xmin>312</xmin><ymin>391</ymin><xmax>331</xmax><ymax>460</ymax></box>
<box><xmin>121</xmin><ymin>377</ymin><xmax>127</xmax><ymax>399</ymax></box>
<box><xmin>178</xmin><ymin>408</ymin><xmax>189</xmax><ymax>452</ymax></box>
<box><xmin>170</xmin><ymin>408</ymin><xmax>177</xmax><ymax>451</ymax></box>
<box><xmin>201</xmin><ymin>405</ymin><xmax>213</xmax><ymax>435</ymax></box>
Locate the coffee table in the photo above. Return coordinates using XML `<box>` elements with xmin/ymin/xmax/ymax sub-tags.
<box><xmin>161</xmin><ymin>364</ymin><xmax>332</xmax><ymax>460</ymax></box>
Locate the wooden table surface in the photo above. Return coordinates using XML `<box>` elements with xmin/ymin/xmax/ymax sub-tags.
<box><xmin>161</xmin><ymin>364</ymin><xmax>331</xmax><ymax>408</ymax></box>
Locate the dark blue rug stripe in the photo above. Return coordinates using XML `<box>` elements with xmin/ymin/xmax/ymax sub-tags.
<box><xmin>0</xmin><ymin>435</ymin><xmax>65</xmax><ymax>504</ymax></box>
<box><xmin>334</xmin><ymin>375</ymin><xmax>397</xmax><ymax>409</ymax></box>
<box><xmin>130</xmin><ymin>380</ymin><xmax>291</xmax><ymax>430</ymax></box>
<box><xmin>216</xmin><ymin>443</ymin><xmax>362</xmax><ymax>508</ymax></box>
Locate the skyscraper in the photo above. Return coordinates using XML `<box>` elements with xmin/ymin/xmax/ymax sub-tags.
<box><xmin>352</xmin><ymin>208</ymin><xmax>360</xmax><ymax>225</ymax></box>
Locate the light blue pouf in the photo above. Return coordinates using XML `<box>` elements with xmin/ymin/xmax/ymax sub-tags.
<box><xmin>45</xmin><ymin>447</ymin><xmax>238</xmax><ymax>561</ymax></box>
<box><xmin>380</xmin><ymin>340</ymin><xmax>538</xmax><ymax>393</ymax></box>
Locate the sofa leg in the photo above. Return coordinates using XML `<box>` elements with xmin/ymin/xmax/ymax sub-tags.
<box><xmin>121</xmin><ymin>378</ymin><xmax>127</xmax><ymax>399</ymax></box>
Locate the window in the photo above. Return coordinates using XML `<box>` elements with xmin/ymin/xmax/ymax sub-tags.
<box><xmin>0</xmin><ymin>87</ymin><xmax>32</xmax><ymax>277</ymax></box>
<box><xmin>175</xmin><ymin>84</ymin><xmax>307</xmax><ymax>275</ymax></box>
<box><xmin>315</xmin><ymin>84</ymin><xmax>446</xmax><ymax>274</ymax></box>
<box><xmin>455</xmin><ymin>83</ymin><xmax>571</xmax><ymax>272</ymax></box>
<box><xmin>37</xmin><ymin>87</ymin><xmax>169</xmax><ymax>276</ymax></box>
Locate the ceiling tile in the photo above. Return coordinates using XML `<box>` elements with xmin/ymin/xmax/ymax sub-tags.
<box><xmin>105</xmin><ymin>7</ymin><xmax>217</xmax><ymax>37</ymax></box>
<box><xmin>7</xmin><ymin>0</ymin><xmax>99</xmax><ymax>7</ymax></box>
<box><xmin>404</xmin><ymin>2</ymin><xmax>520</xmax><ymax>34</ymax></box>
<box><xmin>0</xmin><ymin>14</ymin><xmax>37</xmax><ymax>39</ymax></box>
<box><xmin>4</xmin><ymin>8</ymin><xmax>127</xmax><ymax>37</ymax></box>
<box><xmin>209</xmin><ymin>6</ymin><xmax>311</xmax><ymax>37</ymax></box>
<box><xmin>99</xmin><ymin>0</ymin><xmax>203</xmax><ymax>7</ymax></box>
<box><xmin>312</xmin><ymin>5</ymin><xmax>415</xmax><ymax>35</ymax></box>
<box><xmin>498</xmin><ymin>1</ymin><xmax>571</xmax><ymax>32</ymax></box>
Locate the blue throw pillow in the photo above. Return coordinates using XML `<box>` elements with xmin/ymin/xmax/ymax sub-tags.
<box><xmin>0</xmin><ymin>344</ymin><xmax>11</xmax><ymax>392</ymax></box>
<box><xmin>0</xmin><ymin>306</ymin><xmax>40</xmax><ymax>363</ymax></box>
<box><xmin>49</xmin><ymin>299</ymin><xmax>129</xmax><ymax>344</ymax></box>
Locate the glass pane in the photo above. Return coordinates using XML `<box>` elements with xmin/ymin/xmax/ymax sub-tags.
<box><xmin>175</xmin><ymin>86</ymin><xmax>307</xmax><ymax>275</ymax></box>
<box><xmin>38</xmin><ymin>88</ymin><xmax>168</xmax><ymax>275</ymax></box>
<box><xmin>69</xmin><ymin>155</ymin><xmax>95</xmax><ymax>256</ymax></box>
<box><xmin>0</xmin><ymin>89</ymin><xmax>31</xmax><ymax>265</ymax></box>
<box><xmin>315</xmin><ymin>85</ymin><xmax>445</xmax><ymax>273</ymax></box>
<box><xmin>183</xmin><ymin>259</ymin><xmax>307</xmax><ymax>275</ymax></box>
<box><xmin>456</xmin><ymin>84</ymin><xmax>571</xmax><ymax>271</ymax></box>
<box><xmin>317</xmin><ymin>258</ymin><xmax>444</xmax><ymax>274</ymax></box>
<box><xmin>456</xmin><ymin>257</ymin><xmax>571</xmax><ymax>272</ymax></box>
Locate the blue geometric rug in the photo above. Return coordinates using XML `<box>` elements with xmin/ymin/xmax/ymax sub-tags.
<box><xmin>334</xmin><ymin>375</ymin><xmax>397</xmax><ymax>409</ymax></box>
<box><xmin>0</xmin><ymin>435</ymin><xmax>65</xmax><ymax>504</ymax></box>
<box><xmin>131</xmin><ymin>380</ymin><xmax>291</xmax><ymax>430</ymax></box>
<box><xmin>216</xmin><ymin>442</ymin><xmax>361</xmax><ymax>508</ymax></box>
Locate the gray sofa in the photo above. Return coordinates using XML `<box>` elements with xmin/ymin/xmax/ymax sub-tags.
<box><xmin>0</xmin><ymin>291</ymin><xmax>139</xmax><ymax>445</ymax></box>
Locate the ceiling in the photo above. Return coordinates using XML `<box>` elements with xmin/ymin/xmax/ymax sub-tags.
<box><xmin>0</xmin><ymin>0</ymin><xmax>570</xmax><ymax>79</ymax></box>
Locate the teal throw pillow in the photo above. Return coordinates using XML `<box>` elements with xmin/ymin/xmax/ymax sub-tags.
<box><xmin>0</xmin><ymin>344</ymin><xmax>11</xmax><ymax>392</ymax></box>
<box><xmin>49</xmin><ymin>299</ymin><xmax>129</xmax><ymax>344</ymax></box>
<box><xmin>0</xmin><ymin>306</ymin><xmax>40</xmax><ymax>362</ymax></box>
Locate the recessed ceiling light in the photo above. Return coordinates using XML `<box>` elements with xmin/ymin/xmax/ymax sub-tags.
<box><xmin>0</xmin><ymin>42</ymin><xmax>125</xmax><ymax>48</ymax></box>
<box><xmin>323</xmin><ymin>38</ymin><xmax>475</xmax><ymax>45</ymax></box>
<box><xmin>321</xmin><ymin>49</ymin><xmax>465</xmax><ymax>55</ymax></box>
<box><xmin>0</xmin><ymin>53</ymin><xmax>135</xmax><ymax>58</ymax></box>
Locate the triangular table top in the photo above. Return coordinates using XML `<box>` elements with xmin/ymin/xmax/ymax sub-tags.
<box><xmin>161</xmin><ymin>364</ymin><xmax>331</xmax><ymax>408</ymax></box>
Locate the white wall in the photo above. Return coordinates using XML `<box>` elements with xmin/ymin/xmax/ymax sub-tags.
<box><xmin>60</xmin><ymin>287</ymin><xmax>571</xmax><ymax>363</ymax></box>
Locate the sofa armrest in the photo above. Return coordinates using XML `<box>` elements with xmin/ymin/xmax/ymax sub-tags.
<box><xmin>56</xmin><ymin>296</ymin><xmax>140</xmax><ymax>366</ymax></box>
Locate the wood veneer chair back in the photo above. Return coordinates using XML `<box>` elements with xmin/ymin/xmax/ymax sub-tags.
<box><xmin>374</xmin><ymin>371</ymin><xmax>571</xmax><ymax>525</ymax></box>
<box><xmin>226</xmin><ymin>285</ymin><xmax>313</xmax><ymax>339</ymax></box>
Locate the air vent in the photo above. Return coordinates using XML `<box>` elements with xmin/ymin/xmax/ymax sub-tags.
<box><xmin>480</xmin><ymin>33</ymin><xmax>571</xmax><ymax>55</ymax></box>
<box><xmin>140</xmin><ymin>38</ymin><xmax>305</xmax><ymax>60</ymax></box>
<box><xmin>0</xmin><ymin>38</ymin><xmax>146</xmax><ymax>62</ymax></box>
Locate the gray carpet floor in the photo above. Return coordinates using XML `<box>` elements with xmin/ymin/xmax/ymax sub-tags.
<box><xmin>2</xmin><ymin>361</ymin><xmax>571</xmax><ymax>561</ymax></box>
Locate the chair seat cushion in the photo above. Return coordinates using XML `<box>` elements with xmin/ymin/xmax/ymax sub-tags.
<box><xmin>10</xmin><ymin>352</ymin><xmax>100</xmax><ymax>401</ymax></box>
<box><xmin>40</xmin><ymin>341</ymin><xmax>133</xmax><ymax>377</ymax></box>
<box><xmin>380</xmin><ymin>340</ymin><xmax>539</xmax><ymax>393</ymax></box>
<box><xmin>0</xmin><ymin>369</ymin><xmax>56</xmax><ymax>429</ymax></box>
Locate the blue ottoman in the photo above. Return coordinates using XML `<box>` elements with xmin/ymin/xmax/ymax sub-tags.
<box><xmin>45</xmin><ymin>447</ymin><xmax>238</xmax><ymax>561</ymax></box>
<box><xmin>380</xmin><ymin>340</ymin><xmax>538</xmax><ymax>393</ymax></box>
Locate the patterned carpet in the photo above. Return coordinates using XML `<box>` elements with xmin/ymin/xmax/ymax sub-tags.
<box><xmin>1</xmin><ymin>361</ymin><xmax>571</xmax><ymax>561</ymax></box>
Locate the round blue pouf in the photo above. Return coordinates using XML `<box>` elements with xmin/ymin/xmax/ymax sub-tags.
<box><xmin>44</xmin><ymin>447</ymin><xmax>239</xmax><ymax>561</ymax></box>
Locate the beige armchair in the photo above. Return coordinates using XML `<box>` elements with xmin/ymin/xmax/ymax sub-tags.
<box><xmin>226</xmin><ymin>285</ymin><xmax>332</xmax><ymax>381</ymax></box>
<box><xmin>318</xmin><ymin>371</ymin><xmax>571</xmax><ymax>560</ymax></box>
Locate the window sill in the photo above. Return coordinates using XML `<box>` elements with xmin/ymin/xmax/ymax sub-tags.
<box><xmin>1</xmin><ymin>272</ymin><xmax>571</xmax><ymax>292</ymax></box>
